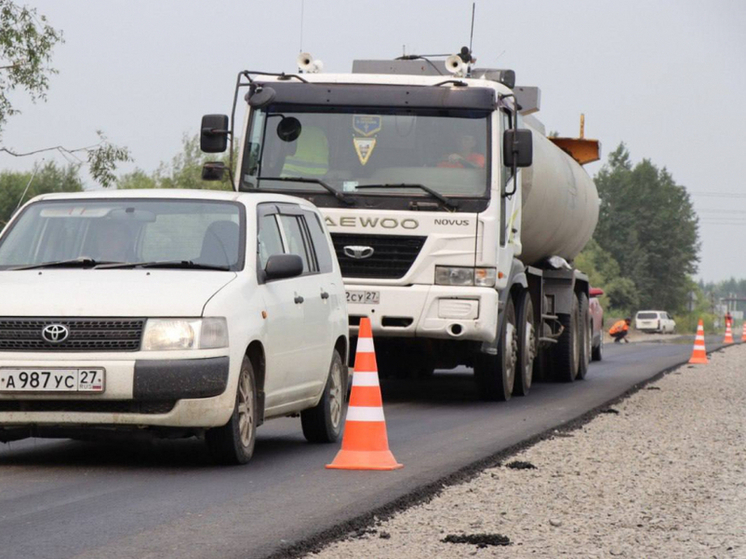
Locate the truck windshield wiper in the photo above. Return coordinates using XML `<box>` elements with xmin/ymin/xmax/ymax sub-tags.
<box><xmin>95</xmin><ymin>260</ymin><xmax>231</xmax><ymax>271</ymax></box>
<box><xmin>255</xmin><ymin>176</ymin><xmax>354</xmax><ymax>205</ymax></box>
<box><xmin>353</xmin><ymin>183</ymin><xmax>459</xmax><ymax>210</ymax></box>
<box><xmin>10</xmin><ymin>257</ymin><xmax>118</xmax><ymax>271</ymax></box>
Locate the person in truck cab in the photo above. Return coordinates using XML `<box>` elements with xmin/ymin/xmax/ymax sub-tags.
<box><xmin>438</xmin><ymin>134</ymin><xmax>485</xmax><ymax>169</ymax></box>
<box><xmin>609</xmin><ymin>317</ymin><xmax>631</xmax><ymax>343</ymax></box>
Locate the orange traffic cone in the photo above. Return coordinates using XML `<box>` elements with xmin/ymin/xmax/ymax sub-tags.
<box><xmin>326</xmin><ymin>317</ymin><xmax>402</xmax><ymax>471</ymax></box>
<box><xmin>688</xmin><ymin>320</ymin><xmax>708</xmax><ymax>364</ymax></box>
<box><xmin>742</xmin><ymin>323</ymin><xmax>746</xmax><ymax>343</ymax></box>
<box><xmin>724</xmin><ymin>321</ymin><xmax>734</xmax><ymax>344</ymax></box>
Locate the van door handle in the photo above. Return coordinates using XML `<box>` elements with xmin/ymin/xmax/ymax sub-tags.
<box><xmin>294</xmin><ymin>295</ymin><xmax>304</xmax><ymax>304</ymax></box>
<box><xmin>320</xmin><ymin>290</ymin><xmax>329</xmax><ymax>300</ymax></box>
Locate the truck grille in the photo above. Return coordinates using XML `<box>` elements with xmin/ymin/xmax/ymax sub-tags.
<box><xmin>331</xmin><ymin>233</ymin><xmax>426</xmax><ymax>279</ymax></box>
<box><xmin>0</xmin><ymin>318</ymin><xmax>145</xmax><ymax>352</ymax></box>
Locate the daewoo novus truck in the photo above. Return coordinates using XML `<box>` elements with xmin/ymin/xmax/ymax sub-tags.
<box><xmin>201</xmin><ymin>48</ymin><xmax>601</xmax><ymax>401</ymax></box>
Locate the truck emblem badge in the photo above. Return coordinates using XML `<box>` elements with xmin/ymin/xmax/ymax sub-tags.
<box><xmin>353</xmin><ymin>138</ymin><xmax>376</xmax><ymax>165</ymax></box>
<box><xmin>343</xmin><ymin>245</ymin><xmax>375</xmax><ymax>260</ymax></box>
<box><xmin>41</xmin><ymin>324</ymin><xmax>69</xmax><ymax>343</ymax></box>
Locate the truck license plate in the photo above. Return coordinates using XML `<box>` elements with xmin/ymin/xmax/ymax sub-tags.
<box><xmin>346</xmin><ymin>290</ymin><xmax>380</xmax><ymax>305</ymax></box>
<box><xmin>0</xmin><ymin>368</ymin><xmax>105</xmax><ymax>393</ymax></box>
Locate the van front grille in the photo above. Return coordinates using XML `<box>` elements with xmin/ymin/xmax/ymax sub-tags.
<box><xmin>0</xmin><ymin>318</ymin><xmax>145</xmax><ymax>352</ymax></box>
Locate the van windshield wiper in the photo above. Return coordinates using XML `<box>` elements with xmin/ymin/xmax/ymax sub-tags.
<box><xmin>255</xmin><ymin>176</ymin><xmax>354</xmax><ymax>205</ymax></box>
<box><xmin>10</xmin><ymin>257</ymin><xmax>118</xmax><ymax>271</ymax></box>
<box><xmin>353</xmin><ymin>183</ymin><xmax>459</xmax><ymax>210</ymax></box>
<box><xmin>95</xmin><ymin>260</ymin><xmax>231</xmax><ymax>271</ymax></box>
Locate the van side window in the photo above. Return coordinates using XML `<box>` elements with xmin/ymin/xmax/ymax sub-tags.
<box><xmin>257</xmin><ymin>214</ymin><xmax>284</xmax><ymax>268</ymax></box>
<box><xmin>304</xmin><ymin>211</ymin><xmax>333</xmax><ymax>273</ymax></box>
<box><xmin>278</xmin><ymin>214</ymin><xmax>314</xmax><ymax>273</ymax></box>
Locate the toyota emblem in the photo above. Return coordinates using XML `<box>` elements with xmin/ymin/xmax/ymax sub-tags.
<box><xmin>42</xmin><ymin>324</ymin><xmax>69</xmax><ymax>343</ymax></box>
<box><xmin>343</xmin><ymin>245</ymin><xmax>375</xmax><ymax>260</ymax></box>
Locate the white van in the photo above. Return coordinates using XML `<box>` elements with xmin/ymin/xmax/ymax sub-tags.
<box><xmin>634</xmin><ymin>311</ymin><xmax>676</xmax><ymax>334</ymax></box>
<box><xmin>0</xmin><ymin>190</ymin><xmax>349</xmax><ymax>464</ymax></box>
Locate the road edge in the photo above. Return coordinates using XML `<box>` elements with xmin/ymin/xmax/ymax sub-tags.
<box><xmin>265</xmin><ymin>343</ymin><xmax>730</xmax><ymax>559</ymax></box>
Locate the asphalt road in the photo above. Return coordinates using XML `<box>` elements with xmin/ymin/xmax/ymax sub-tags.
<box><xmin>0</xmin><ymin>337</ymin><xmax>728</xmax><ymax>559</ymax></box>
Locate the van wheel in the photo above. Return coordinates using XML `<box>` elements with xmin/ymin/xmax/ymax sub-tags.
<box><xmin>514</xmin><ymin>290</ymin><xmax>536</xmax><ymax>396</ymax></box>
<box><xmin>301</xmin><ymin>350</ymin><xmax>345</xmax><ymax>443</ymax></box>
<box><xmin>206</xmin><ymin>356</ymin><xmax>257</xmax><ymax>465</ymax></box>
<box><xmin>475</xmin><ymin>297</ymin><xmax>517</xmax><ymax>401</ymax></box>
<box><xmin>577</xmin><ymin>293</ymin><xmax>590</xmax><ymax>380</ymax></box>
<box><xmin>552</xmin><ymin>294</ymin><xmax>580</xmax><ymax>383</ymax></box>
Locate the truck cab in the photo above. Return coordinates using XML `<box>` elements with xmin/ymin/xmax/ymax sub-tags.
<box><xmin>202</xmin><ymin>50</ymin><xmax>600</xmax><ymax>401</ymax></box>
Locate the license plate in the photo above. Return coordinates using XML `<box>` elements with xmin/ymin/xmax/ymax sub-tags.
<box><xmin>346</xmin><ymin>290</ymin><xmax>380</xmax><ymax>304</ymax></box>
<box><xmin>0</xmin><ymin>368</ymin><xmax>105</xmax><ymax>393</ymax></box>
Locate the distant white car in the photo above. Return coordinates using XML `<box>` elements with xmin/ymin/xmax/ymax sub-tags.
<box><xmin>0</xmin><ymin>189</ymin><xmax>349</xmax><ymax>465</ymax></box>
<box><xmin>635</xmin><ymin>311</ymin><xmax>676</xmax><ymax>334</ymax></box>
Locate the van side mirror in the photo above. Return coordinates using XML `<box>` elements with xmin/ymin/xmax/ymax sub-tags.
<box><xmin>201</xmin><ymin>114</ymin><xmax>229</xmax><ymax>153</ymax></box>
<box><xmin>503</xmin><ymin>129</ymin><xmax>533</xmax><ymax>168</ymax></box>
<box><xmin>264</xmin><ymin>254</ymin><xmax>304</xmax><ymax>281</ymax></box>
<box><xmin>202</xmin><ymin>162</ymin><xmax>226</xmax><ymax>181</ymax></box>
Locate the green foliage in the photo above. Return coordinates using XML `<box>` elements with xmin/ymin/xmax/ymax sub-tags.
<box><xmin>0</xmin><ymin>161</ymin><xmax>83</xmax><ymax>227</ymax></box>
<box><xmin>0</xmin><ymin>0</ymin><xmax>62</xmax><ymax>136</ymax></box>
<box><xmin>592</xmin><ymin>143</ymin><xmax>699</xmax><ymax>314</ymax></box>
<box><xmin>117</xmin><ymin>134</ymin><xmax>233</xmax><ymax>191</ymax></box>
<box><xmin>574</xmin><ymin>238</ymin><xmax>639</xmax><ymax>313</ymax></box>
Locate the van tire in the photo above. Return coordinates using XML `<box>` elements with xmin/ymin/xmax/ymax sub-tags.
<box><xmin>301</xmin><ymin>350</ymin><xmax>345</xmax><ymax>443</ymax></box>
<box><xmin>206</xmin><ymin>356</ymin><xmax>257</xmax><ymax>465</ymax></box>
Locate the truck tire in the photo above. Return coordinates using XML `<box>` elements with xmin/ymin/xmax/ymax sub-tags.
<box><xmin>301</xmin><ymin>350</ymin><xmax>345</xmax><ymax>443</ymax></box>
<box><xmin>513</xmin><ymin>290</ymin><xmax>536</xmax><ymax>396</ymax></box>
<box><xmin>206</xmin><ymin>356</ymin><xmax>257</xmax><ymax>465</ymax></box>
<box><xmin>475</xmin><ymin>297</ymin><xmax>517</xmax><ymax>401</ymax></box>
<box><xmin>592</xmin><ymin>331</ymin><xmax>603</xmax><ymax>361</ymax></box>
<box><xmin>577</xmin><ymin>292</ymin><xmax>590</xmax><ymax>380</ymax></box>
<box><xmin>552</xmin><ymin>294</ymin><xmax>580</xmax><ymax>383</ymax></box>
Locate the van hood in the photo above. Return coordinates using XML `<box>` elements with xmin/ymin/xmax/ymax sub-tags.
<box><xmin>0</xmin><ymin>270</ymin><xmax>237</xmax><ymax>317</ymax></box>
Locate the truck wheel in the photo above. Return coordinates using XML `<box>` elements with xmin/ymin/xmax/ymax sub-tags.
<box><xmin>475</xmin><ymin>297</ymin><xmax>517</xmax><ymax>401</ymax></box>
<box><xmin>592</xmin><ymin>331</ymin><xmax>603</xmax><ymax>361</ymax></box>
<box><xmin>514</xmin><ymin>290</ymin><xmax>536</xmax><ymax>396</ymax></box>
<box><xmin>206</xmin><ymin>356</ymin><xmax>257</xmax><ymax>465</ymax></box>
<box><xmin>301</xmin><ymin>350</ymin><xmax>345</xmax><ymax>443</ymax></box>
<box><xmin>577</xmin><ymin>293</ymin><xmax>590</xmax><ymax>380</ymax></box>
<box><xmin>552</xmin><ymin>294</ymin><xmax>580</xmax><ymax>383</ymax></box>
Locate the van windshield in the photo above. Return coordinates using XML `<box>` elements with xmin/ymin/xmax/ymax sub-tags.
<box><xmin>0</xmin><ymin>199</ymin><xmax>244</xmax><ymax>271</ymax></box>
<box><xmin>241</xmin><ymin>106</ymin><xmax>490</xmax><ymax>200</ymax></box>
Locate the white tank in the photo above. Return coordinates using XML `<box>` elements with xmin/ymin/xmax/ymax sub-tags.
<box><xmin>518</xmin><ymin>127</ymin><xmax>599</xmax><ymax>266</ymax></box>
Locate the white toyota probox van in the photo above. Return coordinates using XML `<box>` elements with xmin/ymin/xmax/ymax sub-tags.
<box><xmin>0</xmin><ymin>189</ymin><xmax>348</xmax><ymax>464</ymax></box>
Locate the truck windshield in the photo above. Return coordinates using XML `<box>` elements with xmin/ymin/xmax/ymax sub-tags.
<box><xmin>241</xmin><ymin>106</ymin><xmax>490</xmax><ymax>200</ymax></box>
<box><xmin>0</xmin><ymin>199</ymin><xmax>244</xmax><ymax>271</ymax></box>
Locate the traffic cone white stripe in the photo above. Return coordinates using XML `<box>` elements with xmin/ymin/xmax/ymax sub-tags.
<box><xmin>346</xmin><ymin>406</ymin><xmax>386</xmax><ymax>422</ymax></box>
<box><xmin>351</xmin><ymin>372</ymin><xmax>380</xmax><ymax>387</ymax></box>
<box><xmin>356</xmin><ymin>338</ymin><xmax>375</xmax><ymax>352</ymax></box>
<box><xmin>695</xmin><ymin>335</ymin><xmax>705</xmax><ymax>342</ymax></box>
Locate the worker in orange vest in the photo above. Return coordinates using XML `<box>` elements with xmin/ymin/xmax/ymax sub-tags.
<box><xmin>609</xmin><ymin>317</ymin><xmax>631</xmax><ymax>343</ymax></box>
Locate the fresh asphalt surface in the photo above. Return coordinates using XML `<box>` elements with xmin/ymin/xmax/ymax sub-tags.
<box><xmin>0</xmin><ymin>336</ymin><xmax>729</xmax><ymax>559</ymax></box>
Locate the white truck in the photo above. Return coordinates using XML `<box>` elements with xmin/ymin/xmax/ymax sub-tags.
<box><xmin>201</xmin><ymin>49</ymin><xmax>600</xmax><ymax>401</ymax></box>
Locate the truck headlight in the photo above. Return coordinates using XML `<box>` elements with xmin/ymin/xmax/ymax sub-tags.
<box><xmin>435</xmin><ymin>266</ymin><xmax>496</xmax><ymax>287</ymax></box>
<box><xmin>142</xmin><ymin>318</ymin><xmax>229</xmax><ymax>351</ymax></box>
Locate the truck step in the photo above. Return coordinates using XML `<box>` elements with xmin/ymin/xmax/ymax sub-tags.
<box><xmin>539</xmin><ymin>337</ymin><xmax>559</xmax><ymax>344</ymax></box>
<box><xmin>542</xmin><ymin>314</ymin><xmax>559</xmax><ymax>321</ymax></box>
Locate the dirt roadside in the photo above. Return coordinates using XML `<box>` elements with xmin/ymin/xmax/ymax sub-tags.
<box><xmin>309</xmin><ymin>345</ymin><xmax>746</xmax><ymax>558</ymax></box>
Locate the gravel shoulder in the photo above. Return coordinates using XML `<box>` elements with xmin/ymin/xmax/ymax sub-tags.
<box><xmin>310</xmin><ymin>344</ymin><xmax>746</xmax><ymax>559</ymax></box>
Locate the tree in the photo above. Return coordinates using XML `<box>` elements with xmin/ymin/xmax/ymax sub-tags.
<box><xmin>0</xmin><ymin>161</ymin><xmax>83</xmax><ymax>227</ymax></box>
<box><xmin>117</xmin><ymin>134</ymin><xmax>233</xmax><ymax>191</ymax></box>
<box><xmin>593</xmin><ymin>143</ymin><xmax>700</xmax><ymax>313</ymax></box>
<box><xmin>0</xmin><ymin>1</ymin><xmax>130</xmax><ymax>186</ymax></box>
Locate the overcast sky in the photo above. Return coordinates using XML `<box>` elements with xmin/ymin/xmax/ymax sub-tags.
<box><xmin>1</xmin><ymin>0</ymin><xmax>745</xmax><ymax>283</ymax></box>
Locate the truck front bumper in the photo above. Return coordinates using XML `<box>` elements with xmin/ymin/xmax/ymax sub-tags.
<box><xmin>347</xmin><ymin>284</ymin><xmax>498</xmax><ymax>342</ymax></box>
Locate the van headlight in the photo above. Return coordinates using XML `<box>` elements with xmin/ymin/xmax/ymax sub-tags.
<box><xmin>141</xmin><ymin>318</ymin><xmax>229</xmax><ymax>350</ymax></box>
<box><xmin>435</xmin><ymin>266</ymin><xmax>496</xmax><ymax>287</ymax></box>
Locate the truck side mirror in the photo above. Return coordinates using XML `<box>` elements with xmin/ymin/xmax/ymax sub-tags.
<box><xmin>503</xmin><ymin>129</ymin><xmax>533</xmax><ymax>168</ymax></box>
<box><xmin>264</xmin><ymin>254</ymin><xmax>304</xmax><ymax>281</ymax></box>
<box><xmin>202</xmin><ymin>161</ymin><xmax>226</xmax><ymax>181</ymax></box>
<box><xmin>201</xmin><ymin>114</ymin><xmax>229</xmax><ymax>153</ymax></box>
<box><xmin>589</xmin><ymin>287</ymin><xmax>605</xmax><ymax>297</ymax></box>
